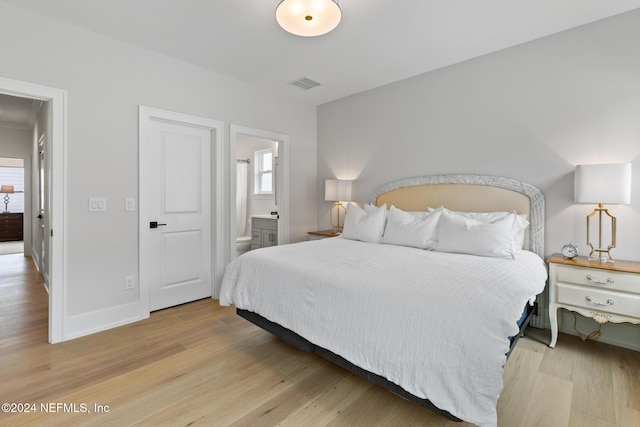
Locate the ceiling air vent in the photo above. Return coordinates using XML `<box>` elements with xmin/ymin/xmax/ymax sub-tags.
<box><xmin>287</xmin><ymin>77</ymin><xmax>321</xmax><ymax>90</ymax></box>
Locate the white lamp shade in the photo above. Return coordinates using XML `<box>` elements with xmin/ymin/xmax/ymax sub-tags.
<box><xmin>276</xmin><ymin>0</ymin><xmax>341</xmax><ymax>37</ymax></box>
<box><xmin>325</xmin><ymin>179</ymin><xmax>352</xmax><ymax>202</ymax></box>
<box><xmin>574</xmin><ymin>163</ymin><xmax>632</xmax><ymax>204</ymax></box>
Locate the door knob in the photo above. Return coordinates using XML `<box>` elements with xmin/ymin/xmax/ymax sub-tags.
<box><xmin>149</xmin><ymin>221</ymin><xmax>167</xmax><ymax>229</ymax></box>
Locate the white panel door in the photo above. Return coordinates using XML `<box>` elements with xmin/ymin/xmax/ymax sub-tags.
<box><xmin>142</xmin><ymin>119</ymin><xmax>212</xmax><ymax>311</ymax></box>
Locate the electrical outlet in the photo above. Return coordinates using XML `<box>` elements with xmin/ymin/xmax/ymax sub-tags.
<box><xmin>125</xmin><ymin>275</ymin><xmax>135</xmax><ymax>290</ymax></box>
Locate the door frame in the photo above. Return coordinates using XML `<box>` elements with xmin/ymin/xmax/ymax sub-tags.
<box><xmin>138</xmin><ymin>106</ymin><xmax>224</xmax><ymax>313</ymax></box>
<box><xmin>0</xmin><ymin>76</ymin><xmax>67</xmax><ymax>343</ymax></box>
<box><xmin>229</xmin><ymin>125</ymin><xmax>290</xmax><ymax>264</ymax></box>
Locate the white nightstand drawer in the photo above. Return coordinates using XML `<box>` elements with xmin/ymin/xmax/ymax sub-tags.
<box><xmin>556</xmin><ymin>283</ymin><xmax>640</xmax><ymax>318</ymax></box>
<box><xmin>556</xmin><ymin>265</ymin><xmax>640</xmax><ymax>293</ymax></box>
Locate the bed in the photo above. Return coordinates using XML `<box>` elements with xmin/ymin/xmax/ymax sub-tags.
<box><xmin>219</xmin><ymin>174</ymin><xmax>548</xmax><ymax>427</ymax></box>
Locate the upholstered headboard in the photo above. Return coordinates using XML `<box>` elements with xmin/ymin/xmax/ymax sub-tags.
<box><xmin>369</xmin><ymin>174</ymin><xmax>545</xmax><ymax>258</ymax></box>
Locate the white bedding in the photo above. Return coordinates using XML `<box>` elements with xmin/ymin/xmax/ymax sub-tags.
<box><xmin>219</xmin><ymin>237</ymin><xmax>547</xmax><ymax>427</ymax></box>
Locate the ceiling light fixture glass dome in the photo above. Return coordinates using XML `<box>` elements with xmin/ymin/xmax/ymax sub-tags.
<box><xmin>276</xmin><ymin>0</ymin><xmax>342</xmax><ymax>37</ymax></box>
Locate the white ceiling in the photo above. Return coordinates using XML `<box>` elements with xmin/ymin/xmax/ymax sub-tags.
<box><xmin>1</xmin><ymin>0</ymin><xmax>640</xmax><ymax>116</ymax></box>
<box><xmin>0</xmin><ymin>93</ymin><xmax>40</xmax><ymax>129</ymax></box>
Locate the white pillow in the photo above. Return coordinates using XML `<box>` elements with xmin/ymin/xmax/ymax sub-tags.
<box><xmin>382</xmin><ymin>206</ymin><xmax>441</xmax><ymax>249</ymax></box>
<box><xmin>429</xmin><ymin>207</ymin><xmax>529</xmax><ymax>249</ymax></box>
<box><xmin>363</xmin><ymin>203</ymin><xmax>380</xmax><ymax>214</ymax></box>
<box><xmin>435</xmin><ymin>210</ymin><xmax>525</xmax><ymax>259</ymax></box>
<box><xmin>343</xmin><ymin>203</ymin><xmax>387</xmax><ymax>244</ymax></box>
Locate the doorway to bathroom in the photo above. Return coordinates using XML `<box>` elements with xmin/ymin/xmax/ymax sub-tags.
<box><xmin>229</xmin><ymin>125</ymin><xmax>289</xmax><ymax>260</ymax></box>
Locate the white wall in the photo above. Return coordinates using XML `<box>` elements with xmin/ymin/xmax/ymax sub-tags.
<box><xmin>0</xmin><ymin>128</ymin><xmax>31</xmax><ymax>177</ymax></box>
<box><xmin>0</xmin><ymin>3</ymin><xmax>317</xmax><ymax>339</ymax></box>
<box><xmin>317</xmin><ymin>10</ymin><xmax>640</xmax><ymax>349</ymax></box>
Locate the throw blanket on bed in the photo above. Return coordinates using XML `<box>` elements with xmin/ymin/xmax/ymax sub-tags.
<box><xmin>219</xmin><ymin>237</ymin><xmax>547</xmax><ymax>426</ymax></box>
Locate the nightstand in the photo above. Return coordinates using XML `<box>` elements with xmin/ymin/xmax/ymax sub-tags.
<box><xmin>307</xmin><ymin>230</ymin><xmax>340</xmax><ymax>241</ymax></box>
<box><xmin>547</xmin><ymin>253</ymin><xmax>640</xmax><ymax>348</ymax></box>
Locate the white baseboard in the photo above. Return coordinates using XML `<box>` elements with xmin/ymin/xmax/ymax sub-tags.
<box><xmin>64</xmin><ymin>302</ymin><xmax>148</xmax><ymax>341</ymax></box>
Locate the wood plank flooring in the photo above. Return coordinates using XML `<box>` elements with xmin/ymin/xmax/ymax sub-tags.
<box><xmin>1</xmin><ymin>254</ymin><xmax>639</xmax><ymax>426</ymax></box>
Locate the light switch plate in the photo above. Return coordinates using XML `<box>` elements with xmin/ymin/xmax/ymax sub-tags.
<box><xmin>125</xmin><ymin>198</ymin><xmax>135</xmax><ymax>212</ymax></box>
<box><xmin>88</xmin><ymin>197</ymin><xmax>106</xmax><ymax>212</ymax></box>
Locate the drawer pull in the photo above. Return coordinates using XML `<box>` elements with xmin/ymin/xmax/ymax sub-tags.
<box><xmin>585</xmin><ymin>296</ymin><xmax>614</xmax><ymax>306</ymax></box>
<box><xmin>586</xmin><ymin>274</ymin><xmax>614</xmax><ymax>286</ymax></box>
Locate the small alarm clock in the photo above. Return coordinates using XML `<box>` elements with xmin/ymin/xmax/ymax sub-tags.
<box><xmin>561</xmin><ymin>243</ymin><xmax>579</xmax><ymax>259</ymax></box>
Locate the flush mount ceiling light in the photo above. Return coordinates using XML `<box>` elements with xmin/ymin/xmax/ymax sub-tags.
<box><xmin>276</xmin><ymin>0</ymin><xmax>342</xmax><ymax>37</ymax></box>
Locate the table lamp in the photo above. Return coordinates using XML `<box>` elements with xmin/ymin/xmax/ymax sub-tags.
<box><xmin>1</xmin><ymin>185</ymin><xmax>14</xmax><ymax>213</ymax></box>
<box><xmin>325</xmin><ymin>179</ymin><xmax>352</xmax><ymax>232</ymax></box>
<box><xmin>574</xmin><ymin>163</ymin><xmax>632</xmax><ymax>262</ymax></box>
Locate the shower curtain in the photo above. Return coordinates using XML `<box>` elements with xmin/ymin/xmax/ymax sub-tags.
<box><xmin>236</xmin><ymin>162</ymin><xmax>248</xmax><ymax>237</ymax></box>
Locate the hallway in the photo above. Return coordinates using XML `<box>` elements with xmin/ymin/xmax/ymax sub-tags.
<box><xmin>0</xmin><ymin>253</ymin><xmax>47</xmax><ymax>346</ymax></box>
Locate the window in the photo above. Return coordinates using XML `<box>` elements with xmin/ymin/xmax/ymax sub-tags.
<box><xmin>254</xmin><ymin>149</ymin><xmax>273</xmax><ymax>195</ymax></box>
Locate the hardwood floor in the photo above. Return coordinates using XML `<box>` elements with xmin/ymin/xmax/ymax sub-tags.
<box><xmin>1</xmin><ymin>253</ymin><xmax>639</xmax><ymax>426</ymax></box>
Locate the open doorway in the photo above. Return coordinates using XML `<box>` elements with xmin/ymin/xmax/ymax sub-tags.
<box><xmin>0</xmin><ymin>76</ymin><xmax>66</xmax><ymax>343</ymax></box>
<box><xmin>235</xmin><ymin>135</ymin><xmax>278</xmax><ymax>256</ymax></box>
<box><xmin>229</xmin><ymin>125</ymin><xmax>289</xmax><ymax>262</ymax></box>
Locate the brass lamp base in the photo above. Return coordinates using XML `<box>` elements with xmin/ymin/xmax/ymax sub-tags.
<box><xmin>586</xmin><ymin>203</ymin><xmax>616</xmax><ymax>262</ymax></box>
<box><xmin>329</xmin><ymin>201</ymin><xmax>346</xmax><ymax>232</ymax></box>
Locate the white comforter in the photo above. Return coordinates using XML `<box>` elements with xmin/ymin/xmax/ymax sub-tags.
<box><xmin>219</xmin><ymin>237</ymin><xmax>547</xmax><ymax>426</ymax></box>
